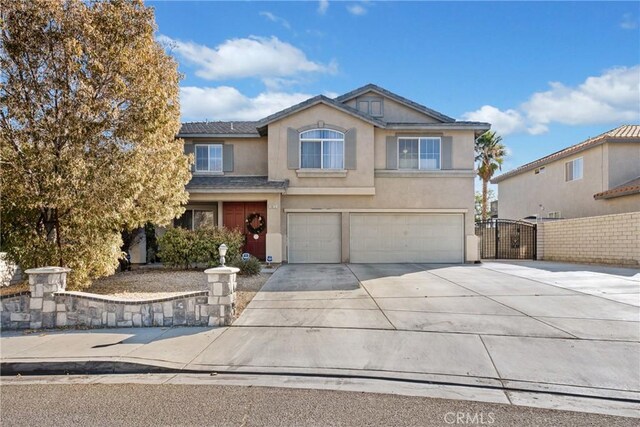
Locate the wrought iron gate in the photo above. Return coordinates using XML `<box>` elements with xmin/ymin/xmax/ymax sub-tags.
<box><xmin>475</xmin><ymin>219</ymin><xmax>537</xmax><ymax>260</ymax></box>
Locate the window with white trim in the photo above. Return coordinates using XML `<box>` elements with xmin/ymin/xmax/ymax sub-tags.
<box><xmin>398</xmin><ymin>137</ymin><xmax>441</xmax><ymax>170</ymax></box>
<box><xmin>300</xmin><ymin>129</ymin><xmax>344</xmax><ymax>169</ymax></box>
<box><xmin>195</xmin><ymin>144</ymin><xmax>223</xmax><ymax>172</ymax></box>
<box><xmin>565</xmin><ymin>157</ymin><xmax>583</xmax><ymax>182</ymax></box>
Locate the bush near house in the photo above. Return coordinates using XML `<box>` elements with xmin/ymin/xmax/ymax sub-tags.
<box><xmin>158</xmin><ymin>227</ymin><xmax>244</xmax><ymax>269</ymax></box>
<box><xmin>230</xmin><ymin>256</ymin><xmax>262</xmax><ymax>276</ymax></box>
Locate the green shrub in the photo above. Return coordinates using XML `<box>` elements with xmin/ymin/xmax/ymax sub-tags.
<box><xmin>230</xmin><ymin>255</ymin><xmax>262</xmax><ymax>276</ymax></box>
<box><xmin>157</xmin><ymin>227</ymin><xmax>194</xmax><ymax>269</ymax></box>
<box><xmin>158</xmin><ymin>226</ymin><xmax>245</xmax><ymax>269</ymax></box>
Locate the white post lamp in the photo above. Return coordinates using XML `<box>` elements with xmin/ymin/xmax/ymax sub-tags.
<box><xmin>218</xmin><ymin>243</ymin><xmax>228</xmax><ymax>266</ymax></box>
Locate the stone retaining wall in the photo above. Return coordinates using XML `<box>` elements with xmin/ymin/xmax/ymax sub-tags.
<box><xmin>1</xmin><ymin>266</ymin><xmax>238</xmax><ymax>330</ymax></box>
<box><xmin>537</xmin><ymin>211</ymin><xmax>640</xmax><ymax>265</ymax></box>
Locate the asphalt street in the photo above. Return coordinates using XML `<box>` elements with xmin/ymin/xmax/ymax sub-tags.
<box><xmin>1</xmin><ymin>383</ymin><xmax>637</xmax><ymax>427</ymax></box>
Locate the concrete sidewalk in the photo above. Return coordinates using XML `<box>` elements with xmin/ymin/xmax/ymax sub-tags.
<box><xmin>2</xmin><ymin>261</ymin><xmax>639</xmax><ymax>418</ymax></box>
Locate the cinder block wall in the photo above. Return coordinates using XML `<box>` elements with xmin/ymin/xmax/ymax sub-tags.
<box><xmin>538</xmin><ymin>211</ymin><xmax>640</xmax><ymax>266</ymax></box>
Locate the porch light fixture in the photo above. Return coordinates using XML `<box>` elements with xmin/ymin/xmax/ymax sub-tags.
<box><xmin>219</xmin><ymin>243</ymin><xmax>228</xmax><ymax>266</ymax></box>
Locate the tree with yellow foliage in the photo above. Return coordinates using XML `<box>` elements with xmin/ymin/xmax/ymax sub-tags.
<box><xmin>0</xmin><ymin>0</ymin><xmax>191</xmax><ymax>288</ymax></box>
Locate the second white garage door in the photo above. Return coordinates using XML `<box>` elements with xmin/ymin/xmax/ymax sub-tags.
<box><xmin>350</xmin><ymin>213</ymin><xmax>464</xmax><ymax>263</ymax></box>
<box><xmin>288</xmin><ymin>213</ymin><xmax>341</xmax><ymax>263</ymax></box>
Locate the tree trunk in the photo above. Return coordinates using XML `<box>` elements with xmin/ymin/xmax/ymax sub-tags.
<box><xmin>482</xmin><ymin>179</ymin><xmax>488</xmax><ymax>221</ymax></box>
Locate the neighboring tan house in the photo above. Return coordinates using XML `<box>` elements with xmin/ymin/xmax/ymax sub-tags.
<box><xmin>492</xmin><ymin>125</ymin><xmax>640</xmax><ymax>220</ymax></box>
<box><xmin>176</xmin><ymin>84</ymin><xmax>490</xmax><ymax>264</ymax></box>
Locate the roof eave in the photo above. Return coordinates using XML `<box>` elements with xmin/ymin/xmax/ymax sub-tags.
<box><xmin>335</xmin><ymin>84</ymin><xmax>456</xmax><ymax>123</ymax></box>
<box><xmin>593</xmin><ymin>188</ymin><xmax>640</xmax><ymax>200</ymax></box>
<box><xmin>492</xmin><ymin>139</ymin><xmax>610</xmax><ymax>184</ymax></box>
<box><xmin>257</xmin><ymin>96</ymin><xmax>386</xmax><ymax>128</ymax></box>
<box><xmin>177</xmin><ymin>133</ymin><xmax>261</xmax><ymax>139</ymax></box>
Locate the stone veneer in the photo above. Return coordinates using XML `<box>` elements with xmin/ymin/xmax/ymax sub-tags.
<box><xmin>1</xmin><ymin>266</ymin><xmax>239</xmax><ymax>330</ymax></box>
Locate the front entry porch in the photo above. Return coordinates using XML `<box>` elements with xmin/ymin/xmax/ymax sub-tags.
<box><xmin>223</xmin><ymin>201</ymin><xmax>267</xmax><ymax>260</ymax></box>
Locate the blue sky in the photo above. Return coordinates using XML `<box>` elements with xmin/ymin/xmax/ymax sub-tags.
<box><xmin>150</xmin><ymin>1</ymin><xmax>639</xmax><ymax>182</ymax></box>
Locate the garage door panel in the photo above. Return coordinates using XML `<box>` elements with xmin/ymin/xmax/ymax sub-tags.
<box><xmin>288</xmin><ymin>213</ymin><xmax>341</xmax><ymax>263</ymax></box>
<box><xmin>350</xmin><ymin>214</ymin><xmax>463</xmax><ymax>263</ymax></box>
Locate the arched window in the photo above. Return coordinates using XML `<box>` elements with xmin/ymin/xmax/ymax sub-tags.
<box><xmin>299</xmin><ymin>129</ymin><xmax>344</xmax><ymax>169</ymax></box>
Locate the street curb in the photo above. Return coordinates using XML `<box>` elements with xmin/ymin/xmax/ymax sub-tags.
<box><xmin>0</xmin><ymin>361</ymin><xmax>192</xmax><ymax>376</ymax></box>
<box><xmin>3</xmin><ymin>361</ymin><xmax>640</xmax><ymax>406</ymax></box>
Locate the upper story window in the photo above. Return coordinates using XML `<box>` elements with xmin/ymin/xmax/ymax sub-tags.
<box><xmin>398</xmin><ymin>137</ymin><xmax>441</xmax><ymax>170</ymax></box>
<box><xmin>195</xmin><ymin>144</ymin><xmax>223</xmax><ymax>173</ymax></box>
<box><xmin>565</xmin><ymin>157</ymin><xmax>583</xmax><ymax>182</ymax></box>
<box><xmin>300</xmin><ymin>129</ymin><xmax>344</xmax><ymax>169</ymax></box>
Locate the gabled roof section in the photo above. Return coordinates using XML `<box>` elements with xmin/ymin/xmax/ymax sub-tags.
<box><xmin>594</xmin><ymin>176</ymin><xmax>640</xmax><ymax>200</ymax></box>
<box><xmin>178</xmin><ymin>121</ymin><xmax>260</xmax><ymax>137</ymax></box>
<box><xmin>492</xmin><ymin>125</ymin><xmax>640</xmax><ymax>184</ymax></box>
<box><xmin>334</xmin><ymin>83</ymin><xmax>456</xmax><ymax>123</ymax></box>
<box><xmin>256</xmin><ymin>95</ymin><xmax>386</xmax><ymax>131</ymax></box>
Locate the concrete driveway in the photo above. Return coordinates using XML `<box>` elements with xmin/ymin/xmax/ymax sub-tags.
<box><xmin>224</xmin><ymin>261</ymin><xmax>640</xmax><ymax>405</ymax></box>
<box><xmin>236</xmin><ymin>262</ymin><xmax>640</xmax><ymax>340</ymax></box>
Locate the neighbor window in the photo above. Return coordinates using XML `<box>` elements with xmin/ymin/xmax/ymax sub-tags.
<box><xmin>565</xmin><ymin>157</ymin><xmax>583</xmax><ymax>182</ymax></box>
<box><xmin>547</xmin><ymin>211</ymin><xmax>562</xmax><ymax>219</ymax></box>
<box><xmin>195</xmin><ymin>144</ymin><xmax>223</xmax><ymax>173</ymax></box>
<box><xmin>300</xmin><ymin>129</ymin><xmax>344</xmax><ymax>169</ymax></box>
<box><xmin>398</xmin><ymin>137</ymin><xmax>441</xmax><ymax>170</ymax></box>
<box><xmin>174</xmin><ymin>208</ymin><xmax>217</xmax><ymax>230</ymax></box>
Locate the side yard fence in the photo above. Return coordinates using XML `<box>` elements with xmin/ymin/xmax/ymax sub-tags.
<box><xmin>1</xmin><ymin>266</ymin><xmax>238</xmax><ymax>330</ymax></box>
<box><xmin>537</xmin><ymin>211</ymin><xmax>640</xmax><ymax>266</ymax></box>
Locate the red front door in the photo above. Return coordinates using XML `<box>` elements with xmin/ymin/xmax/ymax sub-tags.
<box><xmin>222</xmin><ymin>202</ymin><xmax>267</xmax><ymax>260</ymax></box>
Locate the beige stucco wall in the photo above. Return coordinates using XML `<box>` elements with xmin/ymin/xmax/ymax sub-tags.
<box><xmin>281</xmin><ymin>175</ymin><xmax>476</xmax><ymax>262</ymax></box>
<box><xmin>267</xmin><ymin>103</ymin><xmax>375</xmax><ymax>188</ymax></box>
<box><xmin>608</xmin><ymin>142</ymin><xmax>640</xmax><ymax>187</ymax></box>
<box><xmin>184</xmin><ymin>137</ymin><xmax>268</xmax><ymax>176</ymax></box>
<box><xmin>538</xmin><ymin>211</ymin><xmax>640</xmax><ymax>266</ymax></box>
<box><xmin>344</xmin><ymin>91</ymin><xmax>441</xmax><ymax>123</ymax></box>
<box><xmin>374</xmin><ymin>129</ymin><xmax>475</xmax><ymax>170</ymax></box>
<box><xmin>497</xmin><ymin>142</ymin><xmax>640</xmax><ymax>219</ymax></box>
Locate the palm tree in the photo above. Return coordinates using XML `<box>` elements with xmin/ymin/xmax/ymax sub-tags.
<box><xmin>475</xmin><ymin>131</ymin><xmax>506</xmax><ymax>221</ymax></box>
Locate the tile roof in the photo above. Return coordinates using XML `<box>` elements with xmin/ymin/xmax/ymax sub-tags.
<box><xmin>593</xmin><ymin>176</ymin><xmax>640</xmax><ymax>200</ymax></box>
<box><xmin>334</xmin><ymin>83</ymin><xmax>456</xmax><ymax>123</ymax></box>
<box><xmin>492</xmin><ymin>125</ymin><xmax>640</xmax><ymax>183</ymax></box>
<box><xmin>186</xmin><ymin>176</ymin><xmax>288</xmax><ymax>192</ymax></box>
<box><xmin>177</xmin><ymin>85</ymin><xmax>492</xmax><ymax>136</ymax></box>
<box><xmin>257</xmin><ymin>95</ymin><xmax>386</xmax><ymax>128</ymax></box>
<box><xmin>178</xmin><ymin>121</ymin><xmax>260</xmax><ymax>136</ymax></box>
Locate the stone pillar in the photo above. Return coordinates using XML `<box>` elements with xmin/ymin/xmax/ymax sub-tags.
<box><xmin>204</xmin><ymin>266</ymin><xmax>239</xmax><ymax>326</ymax></box>
<box><xmin>24</xmin><ymin>267</ymin><xmax>71</xmax><ymax>329</ymax></box>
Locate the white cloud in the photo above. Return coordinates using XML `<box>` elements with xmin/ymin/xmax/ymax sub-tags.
<box><xmin>318</xmin><ymin>0</ymin><xmax>329</xmax><ymax>15</ymax></box>
<box><xmin>620</xmin><ymin>13</ymin><xmax>638</xmax><ymax>30</ymax></box>
<box><xmin>347</xmin><ymin>4</ymin><xmax>367</xmax><ymax>16</ymax></box>
<box><xmin>180</xmin><ymin>86</ymin><xmax>314</xmax><ymax>121</ymax></box>
<box><xmin>158</xmin><ymin>35</ymin><xmax>337</xmax><ymax>81</ymax></box>
<box><xmin>259</xmin><ymin>11</ymin><xmax>290</xmax><ymax>29</ymax></box>
<box><xmin>462</xmin><ymin>65</ymin><xmax>640</xmax><ymax>136</ymax></box>
<box><xmin>462</xmin><ymin>106</ymin><xmax>529</xmax><ymax>136</ymax></box>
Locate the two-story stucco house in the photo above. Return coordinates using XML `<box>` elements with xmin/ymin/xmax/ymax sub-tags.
<box><xmin>492</xmin><ymin>125</ymin><xmax>640</xmax><ymax>220</ymax></box>
<box><xmin>176</xmin><ymin>84</ymin><xmax>490</xmax><ymax>264</ymax></box>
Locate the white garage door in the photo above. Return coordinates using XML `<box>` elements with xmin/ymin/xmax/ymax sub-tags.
<box><xmin>350</xmin><ymin>214</ymin><xmax>464</xmax><ymax>263</ymax></box>
<box><xmin>288</xmin><ymin>213</ymin><xmax>341</xmax><ymax>263</ymax></box>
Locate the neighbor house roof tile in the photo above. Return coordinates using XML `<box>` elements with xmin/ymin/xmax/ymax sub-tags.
<box><xmin>492</xmin><ymin>125</ymin><xmax>640</xmax><ymax>183</ymax></box>
<box><xmin>593</xmin><ymin>176</ymin><xmax>640</xmax><ymax>200</ymax></box>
